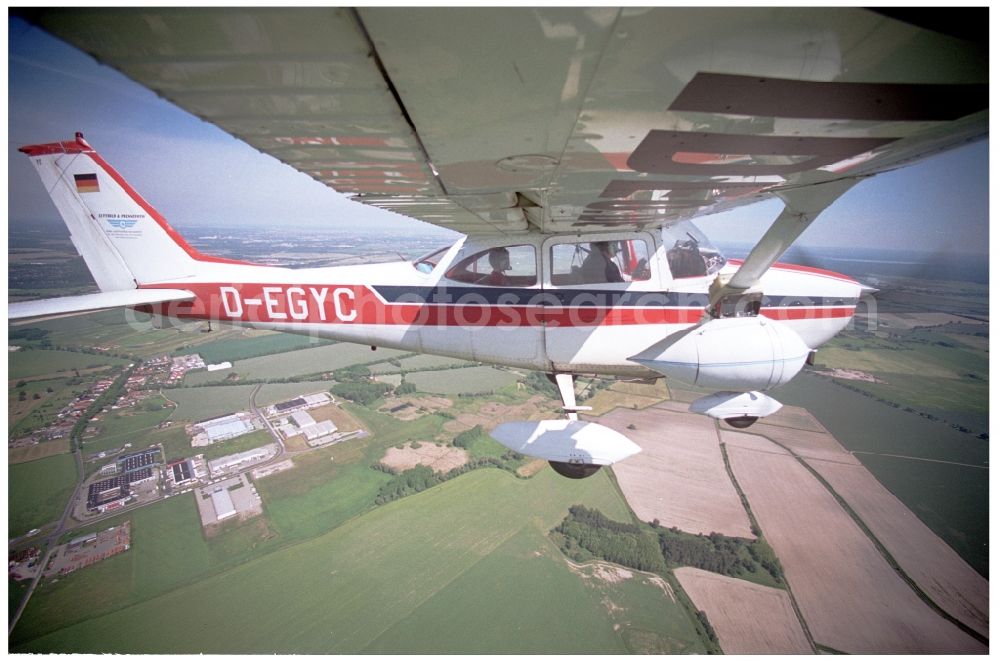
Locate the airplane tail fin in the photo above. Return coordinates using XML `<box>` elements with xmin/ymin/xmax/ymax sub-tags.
<box><xmin>18</xmin><ymin>133</ymin><xmax>244</xmax><ymax>290</ymax></box>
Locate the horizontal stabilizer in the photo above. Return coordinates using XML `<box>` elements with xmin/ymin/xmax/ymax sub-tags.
<box><xmin>9</xmin><ymin>289</ymin><xmax>195</xmax><ymax>321</ymax></box>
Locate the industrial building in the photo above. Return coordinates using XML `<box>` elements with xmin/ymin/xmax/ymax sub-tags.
<box><xmin>208</xmin><ymin>445</ymin><xmax>275</xmax><ymax>476</ymax></box>
<box><xmin>273</xmin><ymin>392</ymin><xmax>332</xmax><ymax>415</ymax></box>
<box><xmin>87</xmin><ymin>476</ymin><xmax>130</xmax><ymax>511</ymax></box>
<box><xmin>169</xmin><ymin>459</ymin><xmax>195</xmax><ymax>484</ymax></box>
<box><xmin>192</xmin><ymin>413</ymin><xmax>256</xmax><ymax>446</ymax></box>
<box><xmin>117</xmin><ymin>448</ymin><xmax>160</xmax><ymax>474</ymax></box>
<box><xmin>210</xmin><ymin>488</ymin><xmax>237</xmax><ymax>520</ymax></box>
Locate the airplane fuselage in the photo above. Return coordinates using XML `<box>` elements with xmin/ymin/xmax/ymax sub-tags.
<box><xmin>136</xmin><ymin>232</ymin><xmax>865</xmax><ymax>377</ymax></box>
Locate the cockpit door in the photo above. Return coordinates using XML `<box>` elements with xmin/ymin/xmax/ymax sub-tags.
<box><xmin>540</xmin><ymin>231</ymin><xmax>670</xmax><ymax>373</ymax></box>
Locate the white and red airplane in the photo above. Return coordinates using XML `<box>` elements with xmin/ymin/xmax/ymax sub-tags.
<box><xmin>11</xmin><ymin>8</ymin><xmax>987</xmax><ymax>478</ymax></box>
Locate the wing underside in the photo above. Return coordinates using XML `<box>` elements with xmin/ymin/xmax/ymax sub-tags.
<box><xmin>23</xmin><ymin>8</ymin><xmax>988</xmax><ymax>235</ymax></box>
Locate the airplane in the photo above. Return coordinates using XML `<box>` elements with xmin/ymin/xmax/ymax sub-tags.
<box><xmin>10</xmin><ymin>8</ymin><xmax>988</xmax><ymax>479</ymax></box>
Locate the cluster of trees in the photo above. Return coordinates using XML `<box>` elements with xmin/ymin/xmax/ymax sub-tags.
<box><xmin>452</xmin><ymin>425</ymin><xmax>485</xmax><ymax>449</ymax></box>
<box><xmin>656</xmin><ymin>527</ymin><xmax>783</xmax><ymax>585</ymax></box>
<box><xmin>395</xmin><ymin>381</ymin><xmax>417</xmax><ymax>395</ymax></box>
<box><xmin>550</xmin><ymin>506</ymin><xmax>786</xmax><ymax>587</ymax></box>
<box><xmin>523</xmin><ymin>371</ymin><xmax>557</xmax><ymax>396</ymax></box>
<box><xmin>9</xmin><ymin>328</ymin><xmax>50</xmax><ymax>343</ymax></box>
<box><xmin>329</xmin><ymin>381</ymin><xmax>393</xmax><ymax>407</ymax></box>
<box><xmin>552</xmin><ymin>506</ymin><xmax>666</xmax><ymax>573</ymax></box>
<box><xmin>522</xmin><ymin>371</ymin><xmax>605</xmax><ymax>401</ymax></box>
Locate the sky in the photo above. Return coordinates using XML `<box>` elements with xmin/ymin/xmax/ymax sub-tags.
<box><xmin>7</xmin><ymin>15</ymin><xmax>990</xmax><ymax>254</ymax></box>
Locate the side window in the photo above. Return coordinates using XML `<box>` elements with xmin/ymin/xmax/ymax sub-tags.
<box><xmin>550</xmin><ymin>239</ymin><xmax>651</xmax><ymax>286</ymax></box>
<box><xmin>446</xmin><ymin>245</ymin><xmax>537</xmax><ymax>287</ymax></box>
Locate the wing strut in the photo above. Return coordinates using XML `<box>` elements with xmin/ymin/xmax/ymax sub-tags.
<box><xmin>708</xmin><ymin>177</ymin><xmax>861</xmax><ymax>317</ymax></box>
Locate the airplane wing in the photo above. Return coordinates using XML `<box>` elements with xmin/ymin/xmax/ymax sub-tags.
<box><xmin>22</xmin><ymin>7</ymin><xmax>987</xmax><ymax>241</ymax></box>
<box><xmin>9</xmin><ymin>288</ymin><xmax>195</xmax><ymax>322</ymax></box>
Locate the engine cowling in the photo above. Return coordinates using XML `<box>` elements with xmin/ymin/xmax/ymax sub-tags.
<box><xmin>629</xmin><ymin>316</ymin><xmax>810</xmax><ymax>391</ymax></box>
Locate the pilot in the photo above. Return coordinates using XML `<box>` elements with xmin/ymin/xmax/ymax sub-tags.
<box><xmin>667</xmin><ymin>239</ymin><xmax>707</xmax><ymax>278</ymax></box>
<box><xmin>480</xmin><ymin>247</ymin><xmax>512</xmax><ymax>286</ymax></box>
<box><xmin>580</xmin><ymin>241</ymin><xmax>623</xmax><ymax>283</ymax></box>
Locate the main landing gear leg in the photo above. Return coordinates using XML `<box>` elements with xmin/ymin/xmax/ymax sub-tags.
<box><xmin>554</xmin><ymin>373</ymin><xmax>591</xmax><ymax>421</ymax></box>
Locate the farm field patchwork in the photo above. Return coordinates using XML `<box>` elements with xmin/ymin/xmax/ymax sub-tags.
<box><xmin>772</xmin><ymin>373</ymin><xmax>988</xmax><ymax>575</ymax></box>
<box><xmin>603</xmin><ymin>406</ymin><xmax>753</xmax><ymax>539</ymax></box>
<box><xmin>725</xmin><ymin>443</ymin><xmax>983</xmax><ymax>653</ymax></box>
<box><xmin>804</xmin><ymin>456</ymin><xmax>988</xmax><ymax>636</ymax></box>
<box><xmin>186</xmin><ymin>332</ymin><xmax>333</xmax><ymax>364</ymax></box>
<box><xmin>184</xmin><ymin>343</ymin><xmax>409</xmax><ymax>384</ymax></box>
<box><xmin>13</xmin><ymin>469</ymin><xmax>649</xmax><ymax>653</ymax></box>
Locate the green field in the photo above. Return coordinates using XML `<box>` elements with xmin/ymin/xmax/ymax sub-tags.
<box><xmin>179</xmin><ymin>332</ymin><xmax>333</xmax><ymax>364</ymax></box>
<box><xmin>163</xmin><ymin>382</ymin><xmax>332</xmax><ymax>422</ymax></box>
<box><xmin>817</xmin><ymin>330</ymin><xmax>988</xmax><ymax>416</ymax></box>
<box><xmin>13</xmin><ymin>310</ymin><xmax>251</xmax><ymax>358</ymax></box>
<box><xmin>184</xmin><ymin>343</ymin><xmax>409</xmax><ymax>384</ymax></box>
<box><xmin>197</xmin><ymin>429</ymin><xmax>276</xmax><ymax>462</ymax></box>
<box><xmin>12</xmin><ymin>468</ymin><xmax>706</xmax><ymax>653</ymax></box>
<box><xmin>407</xmin><ymin>366</ymin><xmax>518</xmax><ymax>395</ymax></box>
<box><xmin>369</xmin><ymin>354</ymin><xmax>473</xmax><ymax>375</ymax></box>
<box><xmin>9</xmin><ymin>376</ymin><xmax>89</xmax><ymax>439</ymax></box>
<box><xmin>9</xmin><ymin>453</ymin><xmax>78</xmax><ymax>537</ymax></box>
<box><xmin>82</xmin><ymin>402</ymin><xmax>173</xmax><ymax>455</ymax></box>
<box><xmin>9</xmin><ymin>349</ymin><xmax>127</xmax><ymax>379</ymax></box>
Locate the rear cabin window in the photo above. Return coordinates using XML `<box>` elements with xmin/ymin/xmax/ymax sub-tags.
<box><xmin>550</xmin><ymin>239</ymin><xmax>651</xmax><ymax>285</ymax></box>
<box><xmin>446</xmin><ymin>245</ymin><xmax>537</xmax><ymax>287</ymax></box>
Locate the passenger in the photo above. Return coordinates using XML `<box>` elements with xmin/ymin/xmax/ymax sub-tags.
<box><xmin>480</xmin><ymin>247</ymin><xmax>512</xmax><ymax>286</ymax></box>
<box><xmin>580</xmin><ymin>241</ymin><xmax>623</xmax><ymax>283</ymax></box>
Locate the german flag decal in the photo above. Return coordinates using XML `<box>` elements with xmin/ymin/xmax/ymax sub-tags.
<box><xmin>74</xmin><ymin>173</ymin><xmax>99</xmax><ymax>193</ymax></box>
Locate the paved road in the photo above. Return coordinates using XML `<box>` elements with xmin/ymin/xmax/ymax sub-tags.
<box><xmin>9</xmin><ymin>447</ymin><xmax>85</xmax><ymax>635</ymax></box>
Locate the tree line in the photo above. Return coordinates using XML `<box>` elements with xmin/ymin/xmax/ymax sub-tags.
<box><xmin>551</xmin><ymin>506</ymin><xmax>785</xmax><ymax>586</ymax></box>
<box><xmin>371</xmin><ymin>450</ymin><xmax>526</xmax><ymax>505</ymax></box>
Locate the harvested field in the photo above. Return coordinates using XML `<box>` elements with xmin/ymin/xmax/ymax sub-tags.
<box><xmin>650</xmin><ymin>400</ymin><xmax>690</xmax><ymax>414</ymax></box>
<box><xmin>381</xmin><ymin>444</ymin><xmax>469</xmax><ymax>474</ymax></box>
<box><xmin>726</xmin><ymin>444</ymin><xmax>984</xmax><ymax>653</ymax></box>
<box><xmin>806</xmin><ymin>457</ymin><xmax>989</xmax><ymax>637</ymax></box>
<box><xmin>602</xmin><ymin>406</ymin><xmax>753</xmax><ymax>538</ymax></box>
<box><xmin>746</xmin><ymin>422</ymin><xmax>854</xmax><ymax>464</ymax></box>
<box><xmin>675</xmin><ymin>567</ymin><xmax>811</xmax><ymax>654</ymax></box>
<box><xmin>747</xmin><ymin>403</ymin><xmax>827</xmax><ymax>433</ymax></box>
<box><xmin>718</xmin><ymin>431</ymin><xmax>788</xmax><ymax>456</ymax></box>
<box><xmin>308</xmin><ymin>403</ymin><xmax>363</xmax><ymax>433</ymax></box>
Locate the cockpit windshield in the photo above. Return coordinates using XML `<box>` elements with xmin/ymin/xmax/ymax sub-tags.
<box><xmin>662</xmin><ymin>221</ymin><xmax>726</xmax><ymax>279</ymax></box>
<box><xmin>412</xmin><ymin>246</ymin><xmax>451</xmax><ymax>274</ymax></box>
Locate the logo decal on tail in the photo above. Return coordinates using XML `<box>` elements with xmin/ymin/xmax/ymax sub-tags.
<box><xmin>74</xmin><ymin>173</ymin><xmax>100</xmax><ymax>193</ymax></box>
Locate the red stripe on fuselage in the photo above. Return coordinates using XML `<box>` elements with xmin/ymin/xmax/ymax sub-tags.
<box><xmin>137</xmin><ymin>282</ymin><xmax>854</xmax><ymax>327</ymax></box>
